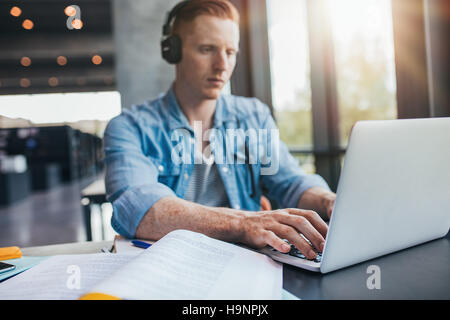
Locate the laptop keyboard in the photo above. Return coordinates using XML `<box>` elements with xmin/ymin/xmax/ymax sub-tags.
<box><xmin>271</xmin><ymin>240</ymin><xmax>323</xmax><ymax>263</ymax></box>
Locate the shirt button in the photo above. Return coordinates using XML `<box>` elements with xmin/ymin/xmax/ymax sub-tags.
<box><xmin>184</xmin><ymin>173</ymin><xmax>189</xmax><ymax>180</ymax></box>
<box><xmin>222</xmin><ymin>167</ymin><xmax>229</xmax><ymax>173</ymax></box>
<box><xmin>158</xmin><ymin>165</ymin><xmax>164</xmax><ymax>172</ymax></box>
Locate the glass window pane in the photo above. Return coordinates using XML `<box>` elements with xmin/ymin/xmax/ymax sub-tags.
<box><xmin>328</xmin><ymin>0</ymin><xmax>398</xmax><ymax>146</ymax></box>
<box><xmin>292</xmin><ymin>154</ymin><xmax>316</xmax><ymax>174</ymax></box>
<box><xmin>0</xmin><ymin>92</ymin><xmax>121</xmax><ymax>137</ymax></box>
<box><xmin>266</xmin><ymin>0</ymin><xmax>313</xmax><ymax>149</ymax></box>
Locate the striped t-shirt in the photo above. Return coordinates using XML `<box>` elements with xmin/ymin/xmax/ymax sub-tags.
<box><xmin>183</xmin><ymin>149</ymin><xmax>230</xmax><ymax>208</ymax></box>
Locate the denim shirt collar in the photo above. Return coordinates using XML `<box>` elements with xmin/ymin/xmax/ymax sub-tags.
<box><xmin>166</xmin><ymin>84</ymin><xmax>235</xmax><ymax>132</ymax></box>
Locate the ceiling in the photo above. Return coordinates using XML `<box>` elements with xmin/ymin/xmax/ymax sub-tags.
<box><xmin>0</xmin><ymin>0</ymin><xmax>115</xmax><ymax>95</ymax></box>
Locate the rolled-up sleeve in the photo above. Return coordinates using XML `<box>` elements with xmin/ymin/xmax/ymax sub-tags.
<box><xmin>258</xmin><ymin>106</ymin><xmax>331</xmax><ymax>209</ymax></box>
<box><xmin>104</xmin><ymin>113</ymin><xmax>176</xmax><ymax>238</ymax></box>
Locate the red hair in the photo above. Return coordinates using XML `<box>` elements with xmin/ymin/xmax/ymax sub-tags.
<box><xmin>171</xmin><ymin>0</ymin><xmax>240</xmax><ymax>35</ymax></box>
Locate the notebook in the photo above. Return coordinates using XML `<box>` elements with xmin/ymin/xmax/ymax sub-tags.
<box><xmin>0</xmin><ymin>230</ymin><xmax>282</xmax><ymax>300</ymax></box>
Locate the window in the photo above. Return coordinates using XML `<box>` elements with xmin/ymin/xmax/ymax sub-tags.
<box><xmin>0</xmin><ymin>91</ymin><xmax>121</xmax><ymax>136</ymax></box>
<box><xmin>328</xmin><ymin>0</ymin><xmax>398</xmax><ymax>146</ymax></box>
<box><xmin>266</xmin><ymin>0</ymin><xmax>313</xmax><ymax>150</ymax></box>
<box><xmin>264</xmin><ymin>0</ymin><xmax>399</xmax><ymax>183</ymax></box>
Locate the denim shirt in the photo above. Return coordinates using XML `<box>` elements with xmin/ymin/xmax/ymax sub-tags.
<box><xmin>104</xmin><ymin>86</ymin><xmax>331</xmax><ymax>238</ymax></box>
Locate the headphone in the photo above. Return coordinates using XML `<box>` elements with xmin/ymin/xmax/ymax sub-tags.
<box><xmin>161</xmin><ymin>0</ymin><xmax>191</xmax><ymax>64</ymax></box>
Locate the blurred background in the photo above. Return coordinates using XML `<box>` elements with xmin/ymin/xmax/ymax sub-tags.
<box><xmin>0</xmin><ymin>0</ymin><xmax>448</xmax><ymax>247</ymax></box>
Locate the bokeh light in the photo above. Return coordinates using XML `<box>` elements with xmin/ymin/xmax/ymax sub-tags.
<box><xmin>22</xmin><ymin>19</ymin><xmax>34</xmax><ymax>30</ymax></box>
<box><xmin>10</xmin><ymin>6</ymin><xmax>22</xmax><ymax>17</ymax></box>
<box><xmin>64</xmin><ymin>6</ymin><xmax>77</xmax><ymax>17</ymax></box>
<box><xmin>91</xmin><ymin>55</ymin><xmax>103</xmax><ymax>65</ymax></box>
<box><xmin>57</xmin><ymin>56</ymin><xmax>68</xmax><ymax>66</ymax></box>
<box><xmin>20</xmin><ymin>78</ymin><xmax>31</xmax><ymax>88</ymax></box>
<box><xmin>48</xmin><ymin>77</ymin><xmax>59</xmax><ymax>87</ymax></box>
<box><xmin>71</xmin><ymin>19</ymin><xmax>83</xmax><ymax>30</ymax></box>
<box><xmin>20</xmin><ymin>57</ymin><xmax>32</xmax><ymax>67</ymax></box>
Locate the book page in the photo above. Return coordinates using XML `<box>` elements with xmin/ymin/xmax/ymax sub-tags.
<box><xmin>88</xmin><ymin>230</ymin><xmax>282</xmax><ymax>300</ymax></box>
<box><xmin>0</xmin><ymin>253</ymin><xmax>135</xmax><ymax>300</ymax></box>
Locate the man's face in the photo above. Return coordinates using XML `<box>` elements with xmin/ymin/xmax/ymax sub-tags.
<box><xmin>176</xmin><ymin>15</ymin><xmax>239</xmax><ymax>100</ymax></box>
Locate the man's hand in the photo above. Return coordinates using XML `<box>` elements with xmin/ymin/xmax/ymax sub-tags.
<box><xmin>136</xmin><ymin>197</ymin><xmax>329</xmax><ymax>260</ymax></box>
<box><xmin>238</xmin><ymin>209</ymin><xmax>328</xmax><ymax>260</ymax></box>
<box><xmin>298</xmin><ymin>187</ymin><xmax>336</xmax><ymax>220</ymax></box>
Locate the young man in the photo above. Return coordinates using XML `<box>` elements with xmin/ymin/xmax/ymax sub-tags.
<box><xmin>104</xmin><ymin>0</ymin><xmax>336</xmax><ymax>260</ymax></box>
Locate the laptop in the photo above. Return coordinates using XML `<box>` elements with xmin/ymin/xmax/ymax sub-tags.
<box><xmin>258</xmin><ymin>118</ymin><xmax>450</xmax><ymax>273</ymax></box>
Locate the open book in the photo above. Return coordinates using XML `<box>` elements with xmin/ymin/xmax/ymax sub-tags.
<box><xmin>81</xmin><ymin>230</ymin><xmax>282</xmax><ymax>300</ymax></box>
<box><xmin>0</xmin><ymin>230</ymin><xmax>282</xmax><ymax>300</ymax></box>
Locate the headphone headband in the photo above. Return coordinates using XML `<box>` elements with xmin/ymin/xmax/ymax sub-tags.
<box><xmin>162</xmin><ymin>0</ymin><xmax>191</xmax><ymax>37</ymax></box>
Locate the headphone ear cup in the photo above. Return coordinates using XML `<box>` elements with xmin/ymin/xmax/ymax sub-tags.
<box><xmin>161</xmin><ymin>35</ymin><xmax>182</xmax><ymax>64</ymax></box>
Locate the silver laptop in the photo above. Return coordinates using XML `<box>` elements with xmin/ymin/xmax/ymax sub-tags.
<box><xmin>258</xmin><ymin>118</ymin><xmax>450</xmax><ymax>273</ymax></box>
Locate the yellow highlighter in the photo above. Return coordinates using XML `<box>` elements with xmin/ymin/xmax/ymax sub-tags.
<box><xmin>0</xmin><ymin>247</ymin><xmax>23</xmax><ymax>261</ymax></box>
<box><xmin>80</xmin><ymin>293</ymin><xmax>120</xmax><ymax>300</ymax></box>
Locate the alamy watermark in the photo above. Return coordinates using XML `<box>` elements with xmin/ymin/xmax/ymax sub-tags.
<box><xmin>66</xmin><ymin>5</ymin><xmax>81</xmax><ymax>30</ymax></box>
<box><xmin>366</xmin><ymin>265</ymin><xmax>381</xmax><ymax>290</ymax></box>
<box><xmin>66</xmin><ymin>265</ymin><xmax>81</xmax><ymax>290</ymax></box>
<box><xmin>170</xmin><ymin>121</ymin><xmax>280</xmax><ymax>175</ymax></box>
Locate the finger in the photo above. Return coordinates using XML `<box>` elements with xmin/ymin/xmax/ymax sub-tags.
<box><xmin>327</xmin><ymin>206</ymin><xmax>333</xmax><ymax>219</ymax></box>
<box><xmin>327</xmin><ymin>201</ymin><xmax>335</xmax><ymax>218</ymax></box>
<box><xmin>297</xmin><ymin>219</ymin><xmax>325</xmax><ymax>252</ymax></box>
<box><xmin>273</xmin><ymin>225</ymin><xmax>317</xmax><ymax>259</ymax></box>
<box><xmin>264</xmin><ymin>231</ymin><xmax>291</xmax><ymax>253</ymax></box>
<box><xmin>276</xmin><ymin>214</ymin><xmax>325</xmax><ymax>253</ymax></box>
<box><xmin>287</xmin><ymin>209</ymin><xmax>328</xmax><ymax>239</ymax></box>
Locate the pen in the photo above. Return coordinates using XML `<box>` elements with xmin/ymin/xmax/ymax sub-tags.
<box><xmin>131</xmin><ymin>240</ymin><xmax>152</xmax><ymax>249</ymax></box>
<box><xmin>101</xmin><ymin>245</ymin><xmax>114</xmax><ymax>253</ymax></box>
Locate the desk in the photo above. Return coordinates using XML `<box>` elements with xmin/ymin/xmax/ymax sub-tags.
<box><xmin>21</xmin><ymin>232</ymin><xmax>450</xmax><ymax>299</ymax></box>
<box><xmin>22</xmin><ymin>240</ymin><xmax>113</xmax><ymax>257</ymax></box>
<box><xmin>284</xmin><ymin>231</ymin><xmax>450</xmax><ymax>299</ymax></box>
